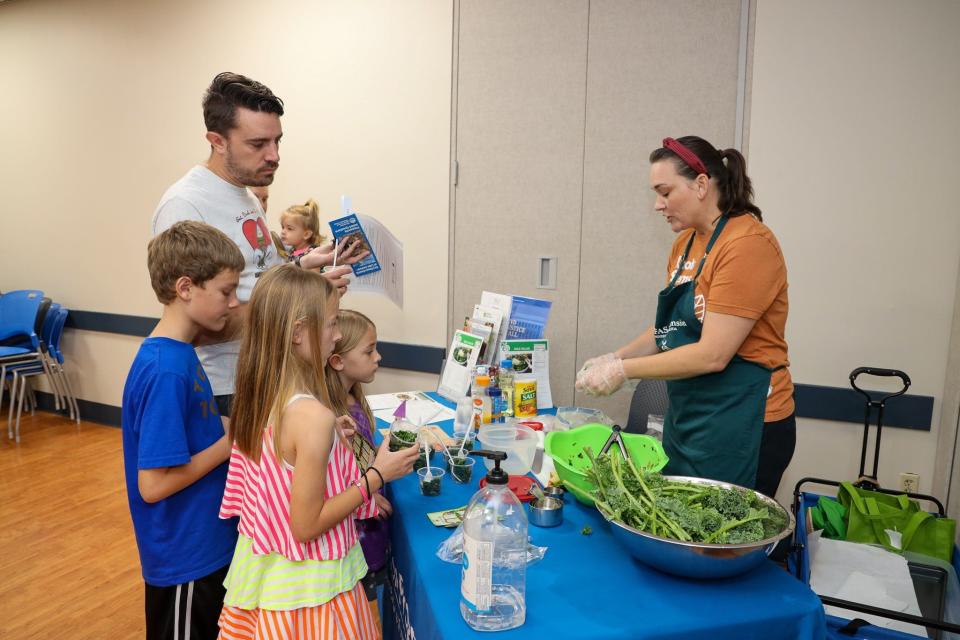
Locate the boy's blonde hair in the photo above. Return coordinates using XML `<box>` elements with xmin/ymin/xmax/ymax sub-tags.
<box><xmin>325</xmin><ymin>310</ymin><xmax>377</xmax><ymax>467</ymax></box>
<box><xmin>147</xmin><ymin>221</ymin><xmax>244</xmax><ymax>304</ymax></box>
<box><xmin>280</xmin><ymin>199</ymin><xmax>323</xmax><ymax>245</ymax></box>
<box><xmin>231</xmin><ymin>264</ymin><xmax>338</xmax><ymax>461</ymax></box>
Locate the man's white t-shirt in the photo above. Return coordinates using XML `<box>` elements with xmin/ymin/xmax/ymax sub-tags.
<box><xmin>152</xmin><ymin>165</ymin><xmax>282</xmax><ymax>395</ymax></box>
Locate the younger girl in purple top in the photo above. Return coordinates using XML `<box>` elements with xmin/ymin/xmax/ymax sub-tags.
<box><xmin>325</xmin><ymin>309</ymin><xmax>392</xmax><ymax>624</ymax></box>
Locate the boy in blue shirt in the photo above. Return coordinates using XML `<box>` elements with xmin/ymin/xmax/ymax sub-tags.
<box><xmin>122</xmin><ymin>221</ymin><xmax>245</xmax><ymax>640</ymax></box>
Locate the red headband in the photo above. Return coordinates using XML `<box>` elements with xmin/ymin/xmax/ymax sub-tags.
<box><xmin>662</xmin><ymin>137</ymin><xmax>709</xmax><ymax>177</ymax></box>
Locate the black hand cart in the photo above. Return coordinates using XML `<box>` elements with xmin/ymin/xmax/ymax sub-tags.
<box><xmin>789</xmin><ymin>367</ymin><xmax>960</xmax><ymax>639</ymax></box>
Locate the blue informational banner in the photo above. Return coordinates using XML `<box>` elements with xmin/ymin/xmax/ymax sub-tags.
<box><xmin>329</xmin><ymin>213</ymin><xmax>382</xmax><ymax>276</ymax></box>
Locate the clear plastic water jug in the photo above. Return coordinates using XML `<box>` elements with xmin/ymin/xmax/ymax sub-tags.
<box><xmin>460</xmin><ymin>450</ymin><xmax>527</xmax><ymax>631</ymax></box>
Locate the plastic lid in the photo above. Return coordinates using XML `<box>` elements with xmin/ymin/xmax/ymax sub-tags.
<box><xmin>475</xmin><ymin>375</ymin><xmax>491</xmax><ymax>387</ymax></box>
<box><xmin>480</xmin><ymin>474</ymin><xmax>535</xmax><ymax>500</ymax></box>
<box><xmin>500</xmin><ymin>358</ymin><xmax>514</xmax><ymax>370</ymax></box>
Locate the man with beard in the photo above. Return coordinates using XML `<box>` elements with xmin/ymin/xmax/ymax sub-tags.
<box><xmin>153</xmin><ymin>72</ymin><xmax>355</xmax><ymax>418</ymax></box>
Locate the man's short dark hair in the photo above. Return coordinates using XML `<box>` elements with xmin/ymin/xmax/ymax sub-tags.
<box><xmin>202</xmin><ymin>72</ymin><xmax>284</xmax><ymax>136</ymax></box>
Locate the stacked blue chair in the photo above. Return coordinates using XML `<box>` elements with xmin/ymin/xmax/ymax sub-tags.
<box><xmin>0</xmin><ymin>290</ymin><xmax>46</xmax><ymax>441</ymax></box>
<box><xmin>45</xmin><ymin>308</ymin><xmax>80</xmax><ymax>424</ymax></box>
<box><xmin>0</xmin><ymin>291</ymin><xmax>80</xmax><ymax>441</ymax></box>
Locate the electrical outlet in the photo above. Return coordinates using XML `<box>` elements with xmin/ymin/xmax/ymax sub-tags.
<box><xmin>899</xmin><ymin>472</ymin><xmax>920</xmax><ymax>494</ymax></box>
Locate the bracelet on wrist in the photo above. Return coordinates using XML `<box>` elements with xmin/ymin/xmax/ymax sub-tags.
<box><xmin>353</xmin><ymin>478</ymin><xmax>370</xmax><ymax>503</ymax></box>
<box><xmin>367</xmin><ymin>465</ymin><xmax>386</xmax><ymax>490</ymax></box>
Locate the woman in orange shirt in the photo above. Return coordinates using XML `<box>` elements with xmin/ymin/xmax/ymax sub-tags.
<box><xmin>576</xmin><ymin>135</ymin><xmax>795</xmax><ymax>498</ymax></box>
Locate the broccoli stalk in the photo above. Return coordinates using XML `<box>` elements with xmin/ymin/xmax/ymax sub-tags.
<box><xmin>703</xmin><ymin>509</ymin><xmax>769</xmax><ymax>544</ymax></box>
<box><xmin>584</xmin><ymin>445</ymin><xmax>786</xmax><ymax>545</ymax></box>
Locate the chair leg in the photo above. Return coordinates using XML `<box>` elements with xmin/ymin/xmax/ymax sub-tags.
<box><xmin>60</xmin><ymin>366</ymin><xmax>81</xmax><ymax>424</ymax></box>
<box><xmin>28</xmin><ymin>380</ymin><xmax>37</xmax><ymax>416</ymax></box>
<box><xmin>15</xmin><ymin>373</ymin><xmax>28</xmax><ymax>443</ymax></box>
<box><xmin>42</xmin><ymin>356</ymin><xmax>64</xmax><ymax>412</ymax></box>
<box><xmin>46</xmin><ymin>359</ymin><xmax>69</xmax><ymax>419</ymax></box>
<box><xmin>1</xmin><ymin>365</ymin><xmax>8</xmax><ymax>439</ymax></box>
<box><xmin>8</xmin><ymin>373</ymin><xmax>18</xmax><ymax>439</ymax></box>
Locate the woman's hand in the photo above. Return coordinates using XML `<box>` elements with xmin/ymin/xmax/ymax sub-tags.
<box><xmin>373</xmin><ymin>493</ymin><xmax>393</xmax><ymax>520</ymax></box>
<box><xmin>578</xmin><ymin>352</ymin><xmax>617</xmax><ymax>374</ymax></box>
<box><xmin>575</xmin><ymin>357</ymin><xmax>627</xmax><ymax>396</ymax></box>
<box><xmin>371</xmin><ymin>437</ymin><xmax>419</xmax><ymax>483</ymax></box>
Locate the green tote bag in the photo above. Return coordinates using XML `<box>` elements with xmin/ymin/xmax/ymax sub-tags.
<box><xmin>838</xmin><ymin>482</ymin><xmax>955</xmax><ymax>563</ymax></box>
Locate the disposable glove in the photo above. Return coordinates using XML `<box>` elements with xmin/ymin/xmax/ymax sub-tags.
<box><xmin>578</xmin><ymin>352</ymin><xmax>617</xmax><ymax>375</ymax></box>
<box><xmin>575</xmin><ymin>357</ymin><xmax>627</xmax><ymax>396</ymax></box>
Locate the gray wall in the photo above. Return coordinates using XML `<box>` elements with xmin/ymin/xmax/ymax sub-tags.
<box><xmin>451</xmin><ymin>0</ymin><xmax>744</xmax><ymax>418</ymax></box>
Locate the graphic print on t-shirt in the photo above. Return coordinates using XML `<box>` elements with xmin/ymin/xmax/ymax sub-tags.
<box><xmin>693</xmin><ymin>294</ymin><xmax>706</xmax><ymax>322</ymax></box>
<box><xmin>668</xmin><ymin>254</ymin><xmax>707</xmax><ymax>322</ymax></box>
<box><xmin>669</xmin><ymin>255</ymin><xmax>697</xmax><ymax>286</ymax></box>
<box><xmin>195</xmin><ymin>363</ymin><xmax>218</xmax><ymax>420</ymax></box>
<box><xmin>241</xmin><ymin>217</ymin><xmax>272</xmax><ymax>274</ymax></box>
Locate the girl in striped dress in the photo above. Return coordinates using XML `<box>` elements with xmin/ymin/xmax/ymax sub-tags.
<box><xmin>217</xmin><ymin>265</ymin><xmax>419</xmax><ymax>640</ymax></box>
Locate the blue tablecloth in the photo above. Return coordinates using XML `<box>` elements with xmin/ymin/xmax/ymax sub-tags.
<box><xmin>381</xmin><ymin>393</ymin><xmax>827</xmax><ymax>640</ymax></box>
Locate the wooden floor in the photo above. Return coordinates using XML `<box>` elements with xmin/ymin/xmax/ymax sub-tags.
<box><xmin>0</xmin><ymin>411</ymin><xmax>144</xmax><ymax>639</ymax></box>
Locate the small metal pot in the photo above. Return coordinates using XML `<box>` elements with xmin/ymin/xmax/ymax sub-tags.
<box><xmin>542</xmin><ymin>486</ymin><xmax>565</xmax><ymax>500</ymax></box>
<box><xmin>529</xmin><ymin>497</ymin><xmax>563</xmax><ymax>527</ymax></box>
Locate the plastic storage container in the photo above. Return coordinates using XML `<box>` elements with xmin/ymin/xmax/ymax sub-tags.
<box><xmin>476</xmin><ymin>422</ymin><xmax>538</xmax><ymax>476</ymax></box>
<box><xmin>388</xmin><ymin>417</ymin><xmax>420</xmax><ymax>452</ymax></box>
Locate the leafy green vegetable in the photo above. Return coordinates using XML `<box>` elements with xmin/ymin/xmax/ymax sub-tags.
<box><xmin>584</xmin><ymin>448</ymin><xmax>787</xmax><ymax>544</ymax></box>
<box><xmin>420</xmin><ymin>477</ymin><xmax>442</xmax><ymax>496</ymax></box>
<box><xmin>581</xmin><ymin>525</ymin><xmax>593</xmax><ymax>536</ymax></box>
<box><xmin>389</xmin><ymin>429</ymin><xmax>417</xmax><ymax>452</ymax></box>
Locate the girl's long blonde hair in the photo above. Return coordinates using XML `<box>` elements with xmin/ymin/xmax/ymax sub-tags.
<box><xmin>231</xmin><ymin>264</ymin><xmax>337</xmax><ymax>461</ymax></box>
<box><xmin>280</xmin><ymin>199</ymin><xmax>324</xmax><ymax>246</ymax></box>
<box><xmin>325</xmin><ymin>310</ymin><xmax>377</xmax><ymax>467</ymax></box>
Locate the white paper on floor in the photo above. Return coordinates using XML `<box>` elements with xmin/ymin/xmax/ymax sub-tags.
<box><xmin>808</xmin><ymin>531</ymin><xmax>928</xmax><ymax>637</ymax></box>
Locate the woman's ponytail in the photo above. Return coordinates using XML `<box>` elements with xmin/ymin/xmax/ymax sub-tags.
<box><xmin>718</xmin><ymin>148</ymin><xmax>762</xmax><ymax>221</ymax></box>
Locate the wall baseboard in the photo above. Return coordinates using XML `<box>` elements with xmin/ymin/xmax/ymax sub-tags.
<box><xmin>33</xmin><ymin>390</ymin><xmax>121</xmax><ymax>427</ymax></box>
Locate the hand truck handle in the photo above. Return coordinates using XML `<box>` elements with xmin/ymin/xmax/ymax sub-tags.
<box><xmin>849</xmin><ymin>367</ymin><xmax>910</xmax><ymax>403</ymax></box>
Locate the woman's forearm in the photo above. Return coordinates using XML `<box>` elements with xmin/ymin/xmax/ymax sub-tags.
<box><xmin>615</xmin><ymin>326</ymin><xmax>659</xmax><ymax>359</ymax></box>
<box><xmin>622</xmin><ymin>341</ymin><xmax>725</xmax><ymax>380</ymax></box>
<box><xmin>621</xmin><ymin>312</ymin><xmax>756</xmax><ymax>380</ymax></box>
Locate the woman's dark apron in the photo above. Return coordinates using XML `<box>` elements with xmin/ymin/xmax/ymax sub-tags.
<box><xmin>655</xmin><ymin>216</ymin><xmax>776</xmax><ymax>488</ymax></box>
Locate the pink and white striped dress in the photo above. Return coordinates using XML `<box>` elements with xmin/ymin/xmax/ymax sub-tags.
<box><xmin>219</xmin><ymin>394</ymin><xmax>378</xmax><ymax>562</ymax></box>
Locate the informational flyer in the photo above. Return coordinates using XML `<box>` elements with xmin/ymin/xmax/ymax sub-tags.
<box><xmin>479</xmin><ymin>291</ymin><xmax>513</xmax><ymax>361</ymax></box>
<box><xmin>333</xmin><ymin>196</ymin><xmax>404</xmax><ymax>308</ymax></box>
<box><xmin>506</xmin><ymin>296</ymin><xmax>552</xmax><ymax>340</ymax></box>
<box><xmin>499</xmin><ymin>339</ymin><xmax>552</xmax><ymax>409</ymax></box>
<box><xmin>463</xmin><ymin>317</ymin><xmax>493</xmax><ymax>364</ymax></box>
<box><xmin>329</xmin><ymin>213</ymin><xmax>381</xmax><ymax>276</ymax></box>
<box><xmin>471</xmin><ymin>304</ymin><xmax>503</xmax><ymax>364</ymax></box>
<box><xmin>366</xmin><ymin>391</ymin><xmax>455</xmax><ymax>425</ymax></box>
<box><xmin>437</xmin><ymin>330</ymin><xmax>484</xmax><ymax>403</ymax></box>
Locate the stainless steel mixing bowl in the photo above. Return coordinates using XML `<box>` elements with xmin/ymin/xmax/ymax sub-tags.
<box><xmin>596</xmin><ymin>475</ymin><xmax>796</xmax><ymax>579</ymax></box>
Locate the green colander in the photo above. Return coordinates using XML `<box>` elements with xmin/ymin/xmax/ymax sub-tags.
<box><xmin>544</xmin><ymin>423</ymin><xmax>668</xmax><ymax>506</ymax></box>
